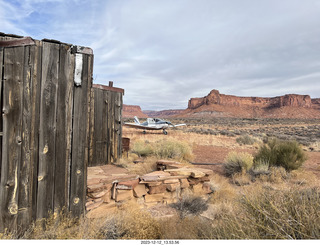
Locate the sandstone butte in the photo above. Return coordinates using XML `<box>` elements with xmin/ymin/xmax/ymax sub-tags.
<box><xmin>180</xmin><ymin>89</ymin><xmax>320</xmax><ymax>119</ymax></box>
<box><xmin>123</xmin><ymin>90</ymin><xmax>320</xmax><ymax>119</ymax></box>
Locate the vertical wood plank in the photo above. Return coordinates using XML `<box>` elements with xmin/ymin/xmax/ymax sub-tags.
<box><xmin>88</xmin><ymin>88</ymin><xmax>94</xmax><ymax>167</ymax></box>
<box><xmin>37</xmin><ymin>41</ymin><xmax>59</xmax><ymax>219</ymax></box>
<box><xmin>17</xmin><ymin>44</ymin><xmax>39</xmax><ymax>233</ymax></box>
<box><xmin>30</xmin><ymin>41</ymin><xmax>42</xmax><ymax>222</ymax></box>
<box><xmin>54</xmin><ymin>44</ymin><xmax>74</xmax><ymax>212</ymax></box>
<box><xmin>0</xmin><ymin>46</ymin><xmax>3</xmax><ymax>180</ymax></box>
<box><xmin>0</xmin><ymin>46</ymin><xmax>25</xmax><ymax>232</ymax></box>
<box><xmin>70</xmin><ymin>53</ymin><xmax>91</xmax><ymax>216</ymax></box>
<box><xmin>106</xmin><ymin>90</ymin><xmax>112</xmax><ymax>164</ymax></box>
<box><xmin>102</xmin><ymin>90</ymin><xmax>109</xmax><ymax>164</ymax></box>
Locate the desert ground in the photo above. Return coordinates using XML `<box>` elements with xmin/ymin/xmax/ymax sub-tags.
<box><xmin>123</xmin><ymin>117</ymin><xmax>320</xmax><ymax>178</ymax></box>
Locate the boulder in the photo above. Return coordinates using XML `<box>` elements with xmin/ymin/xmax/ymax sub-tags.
<box><xmin>115</xmin><ymin>189</ymin><xmax>133</xmax><ymax>202</ymax></box>
<box><xmin>148</xmin><ymin>184</ymin><xmax>167</xmax><ymax>194</ymax></box>
<box><xmin>180</xmin><ymin>179</ymin><xmax>190</xmax><ymax>188</ymax></box>
<box><xmin>166</xmin><ymin>183</ymin><xmax>180</xmax><ymax>192</ymax></box>
<box><xmin>133</xmin><ymin>184</ymin><xmax>148</xmax><ymax>197</ymax></box>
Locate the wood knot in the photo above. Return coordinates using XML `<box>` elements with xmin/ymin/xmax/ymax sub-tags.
<box><xmin>73</xmin><ymin>197</ymin><xmax>80</xmax><ymax>204</ymax></box>
<box><xmin>76</xmin><ymin>169</ymin><xmax>81</xmax><ymax>175</ymax></box>
<box><xmin>9</xmin><ymin>204</ymin><xmax>18</xmax><ymax>215</ymax></box>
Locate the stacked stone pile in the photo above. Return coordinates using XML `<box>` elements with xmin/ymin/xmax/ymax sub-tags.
<box><xmin>86</xmin><ymin>160</ymin><xmax>214</xmax><ymax>218</ymax></box>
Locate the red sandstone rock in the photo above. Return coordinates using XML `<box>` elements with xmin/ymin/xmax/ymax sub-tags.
<box><xmin>122</xmin><ymin>105</ymin><xmax>148</xmax><ymax>118</ymax></box>
<box><xmin>182</xmin><ymin>89</ymin><xmax>320</xmax><ymax>119</ymax></box>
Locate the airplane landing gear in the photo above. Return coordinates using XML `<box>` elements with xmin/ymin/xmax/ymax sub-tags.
<box><xmin>163</xmin><ymin>130</ymin><xmax>168</xmax><ymax>135</ymax></box>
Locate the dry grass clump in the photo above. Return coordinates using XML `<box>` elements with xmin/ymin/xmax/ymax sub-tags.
<box><xmin>224</xmin><ymin>151</ymin><xmax>254</xmax><ymax>177</ymax></box>
<box><xmin>236</xmin><ymin>134</ymin><xmax>259</xmax><ymax>145</ymax></box>
<box><xmin>131</xmin><ymin>140</ymin><xmax>154</xmax><ymax>157</ymax></box>
<box><xmin>100</xmin><ymin>202</ymin><xmax>161</xmax><ymax>239</ymax></box>
<box><xmin>19</xmin><ymin>210</ymin><xmax>104</xmax><ymax>239</ymax></box>
<box><xmin>131</xmin><ymin>138</ymin><xmax>194</xmax><ymax>162</ymax></box>
<box><xmin>170</xmin><ymin>195</ymin><xmax>209</xmax><ymax>218</ymax></box>
<box><xmin>154</xmin><ymin>139</ymin><xmax>194</xmax><ymax>162</ymax></box>
<box><xmin>116</xmin><ymin>155</ymin><xmax>158</xmax><ymax>176</ymax></box>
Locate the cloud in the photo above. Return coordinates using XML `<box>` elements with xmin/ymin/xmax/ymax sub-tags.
<box><xmin>1</xmin><ymin>0</ymin><xmax>320</xmax><ymax>110</ymax></box>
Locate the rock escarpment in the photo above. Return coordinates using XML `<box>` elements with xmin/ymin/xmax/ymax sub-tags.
<box><xmin>122</xmin><ymin>105</ymin><xmax>148</xmax><ymax>118</ymax></box>
<box><xmin>188</xmin><ymin>89</ymin><xmax>313</xmax><ymax>110</ymax></box>
<box><xmin>183</xmin><ymin>90</ymin><xmax>320</xmax><ymax>118</ymax></box>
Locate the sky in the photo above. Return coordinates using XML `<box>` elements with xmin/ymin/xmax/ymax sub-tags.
<box><xmin>1</xmin><ymin>0</ymin><xmax>320</xmax><ymax>110</ymax></box>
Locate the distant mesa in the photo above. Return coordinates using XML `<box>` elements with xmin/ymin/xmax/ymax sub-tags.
<box><xmin>123</xmin><ymin>90</ymin><xmax>320</xmax><ymax>119</ymax></box>
<box><xmin>143</xmin><ymin>109</ymin><xmax>185</xmax><ymax>118</ymax></box>
<box><xmin>122</xmin><ymin>105</ymin><xmax>148</xmax><ymax>118</ymax></box>
<box><xmin>181</xmin><ymin>89</ymin><xmax>320</xmax><ymax>119</ymax></box>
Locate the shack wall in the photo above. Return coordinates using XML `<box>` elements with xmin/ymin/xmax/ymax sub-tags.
<box><xmin>0</xmin><ymin>33</ymin><xmax>93</xmax><ymax>234</ymax></box>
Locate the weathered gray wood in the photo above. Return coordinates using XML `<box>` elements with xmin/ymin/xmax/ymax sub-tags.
<box><xmin>88</xmin><ymin>88</ymin><xmax>95</xmax><ymax>166</ymax></box>
<box><xmin>17</xmin><ymin>45</ymin><xmax>36</xmax><ymax>233</ymax></box>
<box><xmin>0</xmin><ymin>46</ymin><xmax>3</xmax><ymax>179</ymax></box>
<box><xmin>115</xmin><ymin>92</ymin><xmax>122</xmax><ymax>161</ymax></box>
<box><xmin>37</xmin><ymin>41</ymin><xmax>60</xmax><ymax>219</ymax></box>
<box><xmin>54</xmin><ymin>44</ymin><xmax>74</xmax><ymax>211</ymax></box>
<box><xmin>0</xmin><ymin>46</ymin><xmax>25</xmax><ymax>232</ymax></box>
<box><xmin>70</xmin><ymin>53</ymin><xmax>92</xmax><ymax>216</ymax></box>
<box><xmin>30</xmin><ymin>40</ymin><xmax>42</xmax><ymax>222</ymax></box>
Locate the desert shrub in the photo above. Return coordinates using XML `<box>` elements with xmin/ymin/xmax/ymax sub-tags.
<box><xmin>254</xmin><ymin>138</ymin><xmax>307</xmax><ymax>171</ymax></box>
<box><xmin>224</xmin><ymin>151</ymin><xmax>254</xmax><ymax>176</ymax></box>
<box><xmin>170</xmin><ymin>195</ymin><xmax>209</xmax><ymax>218</ymax></box>
<box><xmin>154</xmin><ymin>139</ymin><xmax>194</xmax><ymax>162</ymax></box>
<box><xmin>236</xmin><ymin>135</ymin><xmax>257</xmax><ymax>145</ymax></box>
<box><xmin>21</xmin><ymin>209</ymin><xmax>103</xmax><ymax>239</ymax></box>
<box><xmin>130</xmin><ymin>139</ymin><xmax>193</xmax><ymax>162</ymax></box>
<box><xmin>206</xmin><ymin>187</ymin><xmax>320</xmax><ymax>239</ymax></box>
<box><xmin>131</xmin><ymin>140</ymin><xmax>154</xmax><ymax>157</ymax></box>
<box><xmin>159</xmin><ymin>216</ymin><xmax>214</xmax><ymax>239</ymax></box>
<box><xmin>100</xmin><ymin>204</ymin><xmax>161</xmax><ymax>239</ymax></box>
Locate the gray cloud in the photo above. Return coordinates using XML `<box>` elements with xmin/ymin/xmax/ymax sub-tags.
<box><xmin>1</xmin><ymin>0</ymin><xmax>320</xmax><ymax>110</ymax></box>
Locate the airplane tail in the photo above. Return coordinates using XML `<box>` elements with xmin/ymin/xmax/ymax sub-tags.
<box><xmin>134</xmin><ymin>116</ymin><xmax>140</xmax><ymax>125</ymax></box>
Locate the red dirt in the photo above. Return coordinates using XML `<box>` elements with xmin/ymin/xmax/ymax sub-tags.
<box><xmin>192</xmin><ymin>144</ymin><xmax>320</xmax><ymax>178</ymax></box>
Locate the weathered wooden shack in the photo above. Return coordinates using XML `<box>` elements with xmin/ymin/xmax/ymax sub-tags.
<box><xmin>89</xmin><ymin>82</ymin><xmax>124</xmax><ymax>167</ymax></box>
<box><xmin>0</xmin><ymin>33</ymin><xmax>124</xmax><ymax>234</ymax></box>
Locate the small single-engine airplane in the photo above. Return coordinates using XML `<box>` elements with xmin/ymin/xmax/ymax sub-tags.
<box><xmin>124</xmin><ymin>116</ymin><xmax>186</xmax><ymax>135</ymax></box>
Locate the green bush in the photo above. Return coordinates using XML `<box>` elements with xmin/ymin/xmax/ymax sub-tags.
<box><xmin>254</xmin><ymin>138</ymin><xmax>307</xmax><ymax>171</ymax></box>
<box><xmin>236</xmin><ymin>135</ymin><xmax>257</xmax><ymax>145</ymax></box>
<box><xmin>224</xmin><ymin>151</ymin><xmax>254</xmax><ymax>176</ymax></box>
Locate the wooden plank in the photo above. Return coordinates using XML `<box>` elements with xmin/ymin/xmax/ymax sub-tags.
<box><xmin>70</xmin><ymin>54</ymin><xmax>92</xmax><ymax>216</ymax></box>
<box><xmin>115</xmin><ymin>92</ymin><xmax>122</xmax><ymax>160</ymax></box>
<box><xmin>36</xmin><ymin>41</ymin><xmax>60</xmax><ymax>219</ymax></box>
<box><xmin>93</xmin><ymin>88</ymin><xmax>103</xmax><ymax>165</ymax></box>
<box><xmin>106</xmin><ymin>90</ymin><xmax>112</xmax><ymax>164</ymax></box>
<box><xmin>0</xmin><ymin>46</ymin><xmax>3</xmax><ymax>179</ymax></box>
<box><xmin>102</xmin><ymin>90</ymin><xmax>109</xmax><ymax>164</ymax></box>
<box><xmin>17</xmin><ymin>45</ymin><xmax>38</xmax><ymax>233</ymax></box>
<box><xmin>54</xmin><ymin>44</ymin><xmax>74</xmax><ymax>211</ymax></box>
<box><xmin>0</xmin><ymin>46</ymin><xmax>25</xmax><ymax>232</ymax></box>
<box><xmin>30</xmin><ymin>41</ymin><xmax>42</xmax><ymax>221</ymax></box>
<box><xmin>110</xmin><ymin>91</ymin><xmax>115</xmax><ymax>163</ymax></box>
<box><xmin>88</xmin><ymin>88</ymin><xmax>95</xmax><ymax>167</ymax></box>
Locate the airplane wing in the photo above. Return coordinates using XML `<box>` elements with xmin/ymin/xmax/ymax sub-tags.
<box><xmin>124</xmin><ymin>123</ymin><xmax>162</xmax><ymax>130</ymax></box>
<box><xmin>169</xmin><ymin>124</ymin><xmax>187</xmax><ymax>127</ymax></box>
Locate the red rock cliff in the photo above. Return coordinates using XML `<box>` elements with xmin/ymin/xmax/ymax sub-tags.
<box><xmin>188</xmin><ymin>90</ymin><xmax>313</xmax><ymax>109</ymax></box>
